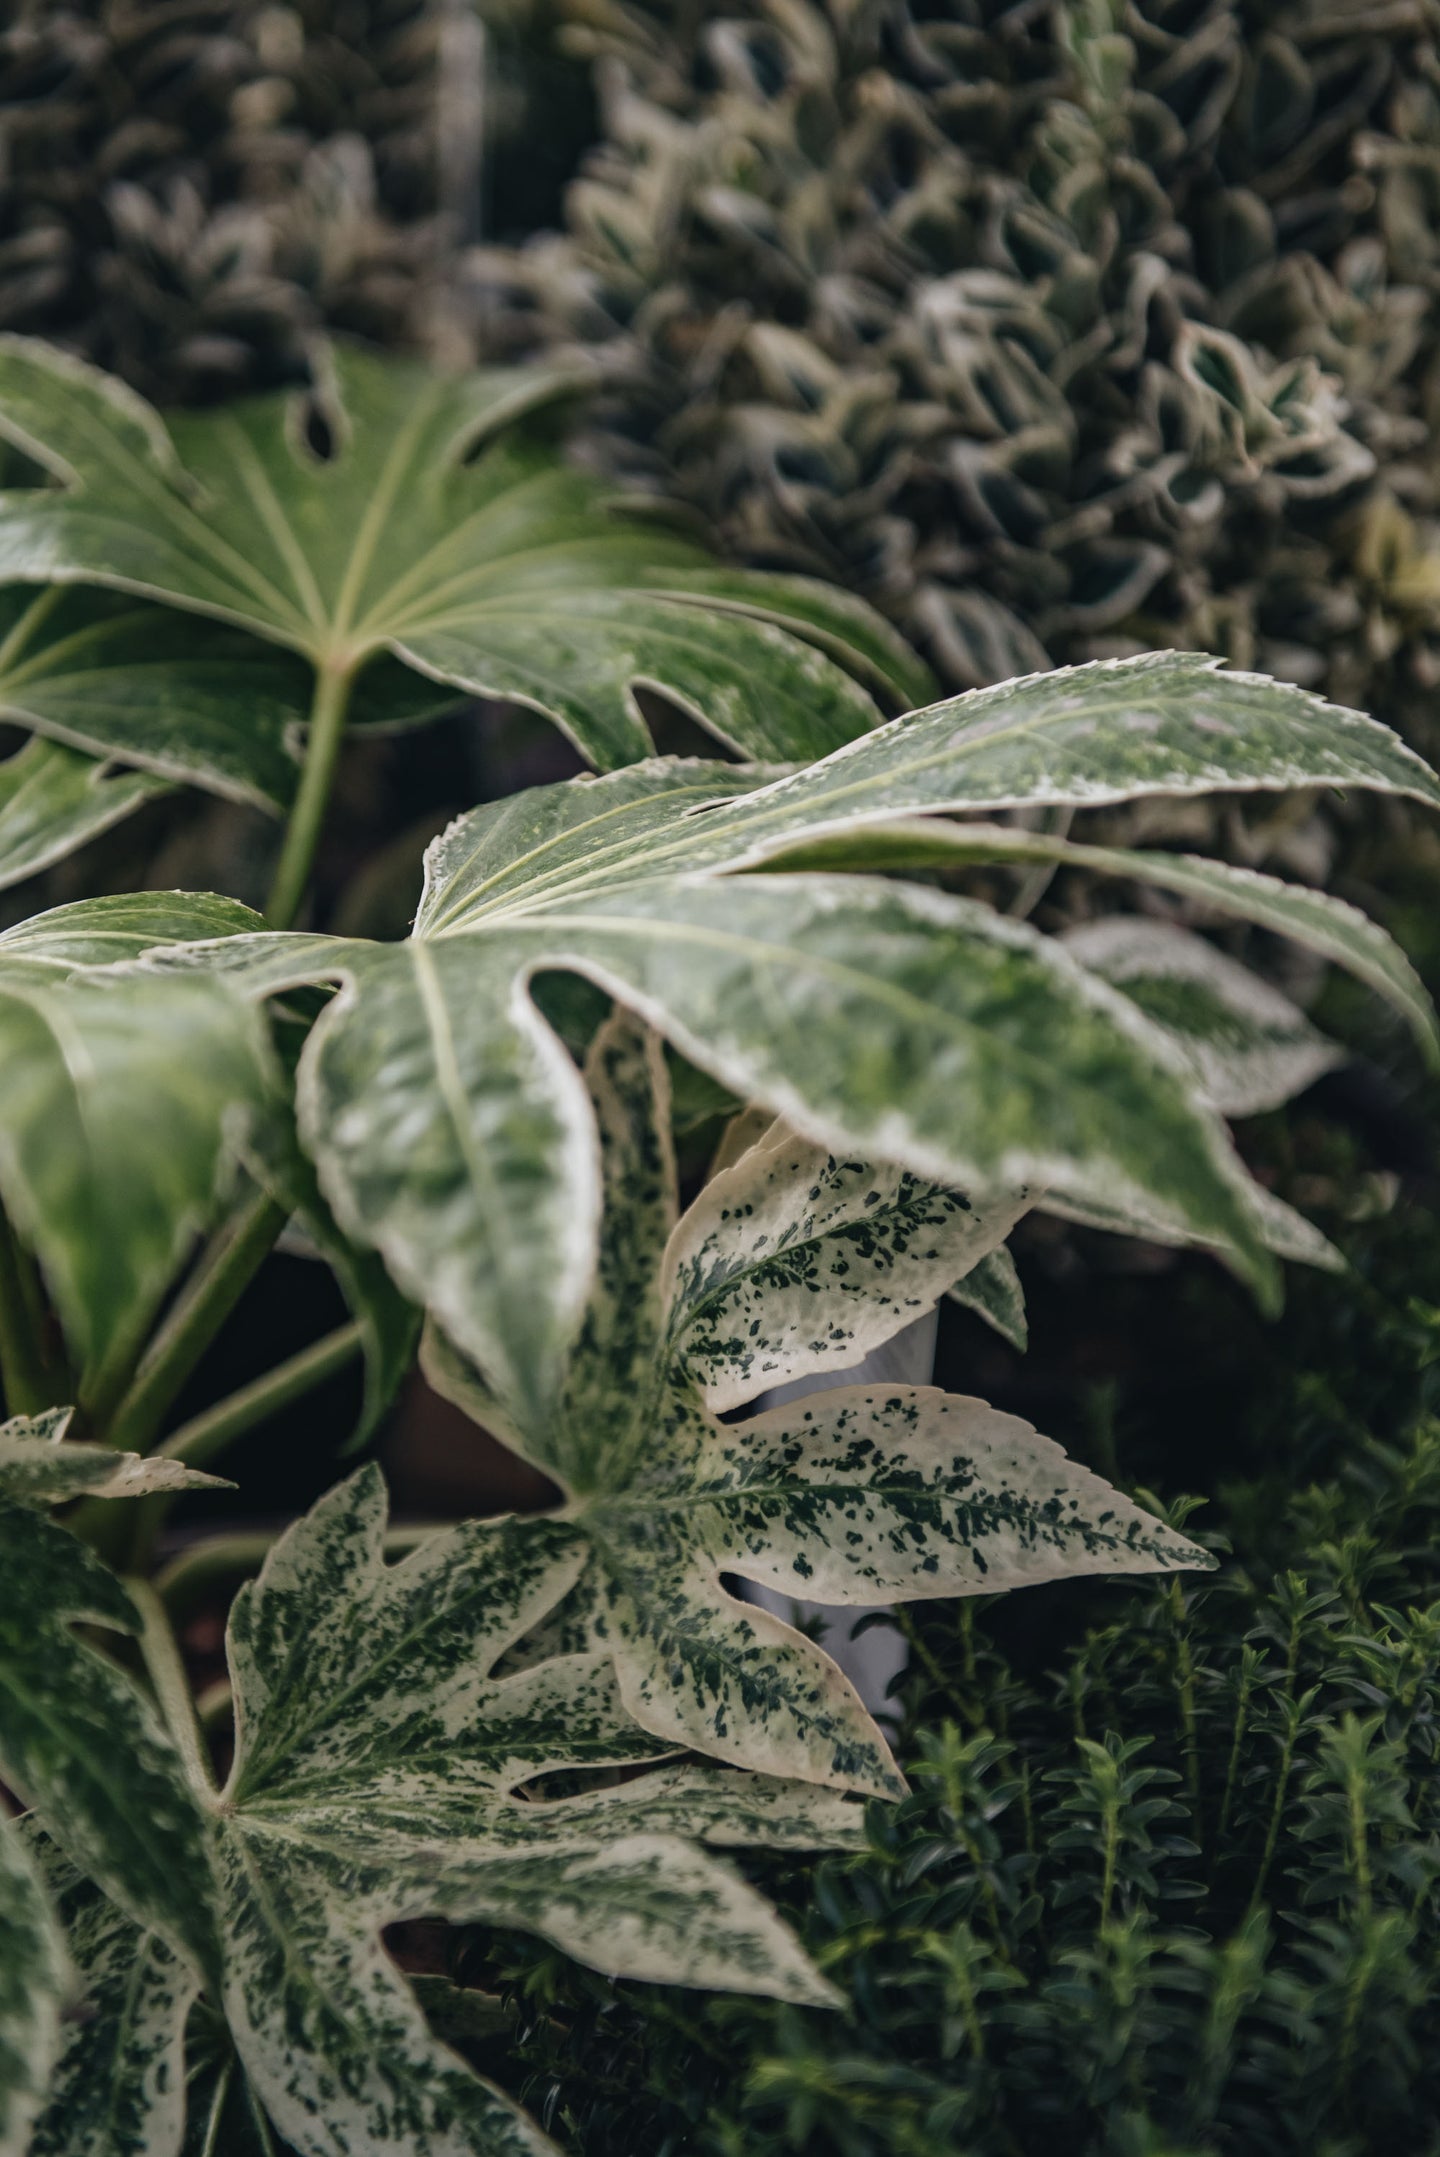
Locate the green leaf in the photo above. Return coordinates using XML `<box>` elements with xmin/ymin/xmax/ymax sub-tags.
<box><xmin>0</xmin><ymin>1812</ymin><xmax>67</xmax><ymax>2157</ymax></box>
<box><xmin>0</xmin><ymin>1503</ymin><xmax>216</xmax><ymax>1973</ymax></box>
<box><xmin>0</xmin><ymin>340</ymin><xmax>901</xmax><ymax>770</ymax></box>
<box><xmin>751</xmin><ymin>818</ymin><xmax>1440</xmax><ymax>1066</ymax></box>
<box><xmin>27</xmin><ymin>1843</ymin><xmax>200</xmax><ymax>2157</ymax></box>
<box><xmin>1059</xmin><ymin>916</ymin><xmax>1343</xmax><ymax>1116</ymax></box>
<box><xmin>0</xmin><ymin>736</ymin><xmax>169</xmax><ymax>893</ymax></box>
<box><xmin>427</xmin><ymin>1010</ymin><xmax>1210</xmax><ymax>1797</ymax></box>
<box><xmin>0</xmin><ymin>965</ymin><xmax>274</xmax><ymax>1384</ymax></box>
<box><xmin>946</xmin><ymin>1245</ymin><xmax>1028</xmax><ymax>1351</ymax></box>
<box><xmin>185</xmin><ymin>1465</ymin><xmax>846</xmax><ymax>2157</ymax></box>
<box><xmin>0</xmin><ymin>585</ymin><xmax>314</xmax><ymax>811</ymax></box>
<box><xmin>0</xmin><ymin>1405</ymin><xmax>230</xmax><ymax>1504</ymax></box>
<box><xmin>0</xmin><ymin>890</ymin><xmax>265</xmax><ymax>973</ymax></box>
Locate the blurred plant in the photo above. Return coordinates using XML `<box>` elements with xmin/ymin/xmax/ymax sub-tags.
<box><xmin>473</xmin><ymin>0</ymin><xmax>1440</xmax><ymax>776</ymax></box>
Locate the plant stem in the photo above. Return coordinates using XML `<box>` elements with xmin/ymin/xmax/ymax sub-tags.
<box><xmin>129</xmin><ymin>1575</ymin><xmax>215</xmax><ymax>1800</ymax></box>
<box><xmin>0</xmin><ymin>1208</ymin><xmax>55</xmax><ymax>1415</ymax></box>
<box><xmin>265</xmin><ymin>659</ymin><xmax>355</xmax><ymax>928</ymax></box>
<box><xmin>124</xmin><ymin>1321</ymin><xmax>365</xmax><ymax>1573</ymax></box>
<box><xmin>163</xmin><ymin>1321</ymin><xmax>364</xmax><ymax>1471</ymax></box>
<box><xmin>105</xmin><ymin>1189</ymin><xmax>289</xmax><ymax>1456</ymax></box>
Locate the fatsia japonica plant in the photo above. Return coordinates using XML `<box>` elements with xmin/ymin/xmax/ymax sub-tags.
<box><xmin>0</xmin><ymin>338</ymin><xmax>1439</xmax><ymax>2154</ymax></box>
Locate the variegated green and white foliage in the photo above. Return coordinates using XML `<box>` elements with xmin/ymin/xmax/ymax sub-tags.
<box><xmin>22</xmin><ymin>1466</ymin><xmax>860</xmax><ymax>2157</ymax></box>
<box><xmin>0</xmin><ymin>1406</ymin><xmax>229</xmax><ymax>2151</ymax></box>
<box><xmin>421</xmin><ymin>1007</ymin><xmax>1211</xmax><ymax>1800</ymax></box>
<box><xmin>114</xmin><ymin>649</ymin><xmax>1439</xmax><ymax>1452</ymax></box>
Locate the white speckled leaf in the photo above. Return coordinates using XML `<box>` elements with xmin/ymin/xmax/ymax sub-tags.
<box><xmin>1044</xmin><ymin>1178</ymin><xmax>1344</xmax><ymax>1273</ymax></box>
<box><xmin>0</xmin><ymin>1504</ymin><xmax>217</xmax><ymax>1976</ymax></box>
<box><xmin>946</xmin><ymin>1245</ymin><xmax>1028</xmax><ymax>1351</ymax></box>
<box><xmin>28</xmin><ymin>1845</ymin><xmax>199</xmax><ymax>2157</ymax></box>
<box><xmin>0</xmin><ymin>1813</ymin><xmax>67</xmax><ymax>2157</ymax></box>
<box><xmin>428</xmin><ymin>1011</ymin><xmax>1208</xmax><ymax>1797</ymax></box>
<box><xmin>203</xmin><ymin>1466</ymin><xmax>849</xmax><ymax>2157</ymax></box>
<box><xmin>0</xmin><ymin>1406</ymin><xmax>230</xmax><ymax>1505</ymax></box>
<box><xmin>1060</xmin><ymin>916</ymin><xmax>1343</xmax><ymax>1116</ymax></box>
<box><xmin>663</xmin><ymin>1115</ymin><xmax>1031</xmax><ymax>1411</ymax></box>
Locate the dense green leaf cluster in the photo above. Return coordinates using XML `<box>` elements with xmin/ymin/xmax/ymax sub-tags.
<box><xmin>458</xmin><ymin>1188</ymin><xmax>1440</xmax><ymax>2157</ymax></box>
<box><xmin>480</xmin><ymin>0</ymin><xmax>1440</xmax><ymax>762</ymax></box>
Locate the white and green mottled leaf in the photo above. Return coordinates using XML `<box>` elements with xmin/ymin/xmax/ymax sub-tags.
<box><xmin>0</xmin><ymin>735</ymin><xmax>169</xmax><ymax>891</ymax></box>
<box><xmin>0</xmin><ymin>967</ymin><xmax>274</xmax><ymax>1382</ymax></box>
<box><xmin>1044</xmin><ymin>1178</ymin><xmax>1344</xmax><ymax>1273</ymax></box>
<box><xmin>662</xmin><ymin>1115</ymin><xmax>1031</xmax><ymax>1412</ymax></box>
<box><xmin>0</xmin><ymin>340</ymin><xmax>898</xmax><ymax>771</ymax></box>
<box><xmin>748</xmin><ymin>817</ymin><xmax>1440</xmax><ymax>1068</ymax></box>
<box><xmin>1060</xmin><ymin>916</ymin><xmax>1342</xmax><ymax>1116</ymax></box>
<box><xmin>0</xmin><ymin>891</ymin><xmax>264</xmax><ymax>974</ymax></box>
<box><xmin>946</xmin><ymin>1245</ymin><xmax>1028</xmax><ymax>1351</ymax></box>
<box><xmin>294</xmin><ymin>941</ymin><xmax>599</xmax><ymax>1434</ymax></box>
<box><xmin>0</xmin><ymin>1406</ymin><xmax>231</xmax><ymax>1505</ymax></box>
<box><xmin>0</xmin><ymin>585</ymin><xmax>315</xmax><ymax>811</ymax></box>
<box><xmin>28</xmin><ymin>1848</ymin><xmax>199</xmax><ymax>2157</ymax></box>
<box><xmin>0</xmin><ymin>1812</ymin><xmax>67</xmax><ymax>2157</ymax></box>
<box><xmin>0</xmin><ymin>1505</ymin><xmax>217</xmax><ymax>1974</ymax></box>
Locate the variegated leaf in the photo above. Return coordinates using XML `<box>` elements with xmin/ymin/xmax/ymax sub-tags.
<box><xmin>27</xmin><ymin>1843</ymin><xmax>199</xmax><ymax>2157</ymax></box>
<box><xmin>946</xmin><ymin>1245</ymin><xmax>1028</xmax><ymax>1351</ymax></box>
<box><xmin>751</xmin><ymin>817</ymin><xmax>1440</xmax><ymax>1066</ymax></box>
<box><xmin>428</xmin><ymin>1008</ymin><xmax>1210</xmax><ymax>1797</ymax></box>
<box><xmin>662</xmin><ymin>1114</ymin><xmax>1031</xmax><ymax>1412</ymax></box>
<box><xmin>1060</xmin><ymin>916</ymin><xmax>1342</xmax><ymax>1116</ymax></box>
<box><xmin>1044</xmin><ymin>1179</ymin><xmax>1344</xmax><ymax>1273</ymax></box>
<box><xmin>182</xmin><ymin>1466</ymin><xmax>851</xmax><ymax>2157</ymax></box>
<box><xmin>0</xmin><ymin>340</ymin><xmax>905</xmax><ymax>772</ymax></box>
<box><xmin>0</xmin><ymin>1405</ymin><xmax>230</xmax><ymax>1504</ymax></box>
<box><xmin>0</xmin><ymin>1811</ymin><xmax>67</xmax><ymax>2157</ymax></box>
<box><xmin>0</xmin><ymin>1502</ymin><xmax>217</xmax><ymax>1974</ymax></box>
<box><xmin>0</xmin><ymin>735</ymin><xmax>169</xmax><ymax>892</ymax></box>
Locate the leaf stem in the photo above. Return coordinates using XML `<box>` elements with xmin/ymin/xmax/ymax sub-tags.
<box><xmin>163</xmin><ymin>1321</ymin><xmax>365</xmax><ymax>1471</ymax></box>
<box><xmin>123</xmin><ymin>1322</ymin><xmax>365</xmax><ymax>1574</ymax></box>
<box><xmin>128</xmin><ymin>1575</ymin><xmax>215</xmax><ymax>1801</ymax></box>
<box><xmin>105</xmin><ymin>1189</ymin><xmax>289</xmax><ymax>1456</ymax></box>
<box><xmin>265</xmin><ymin>659</ymin><xmax>355</xmax><ymax>928</ymax></box>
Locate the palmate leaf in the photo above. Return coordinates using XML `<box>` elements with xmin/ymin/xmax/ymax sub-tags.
<box><xmin>424</xmin><ymin>1009</ymin><xmax>1209</xmax><ymax>1798</ymax></box>
<box><xmin>26</xmin><ymin>1466</ymin><xmax>852</xmax><ymax>2157</ymax></box>
<box><xmin>112</xmin><ymin>652</ymin><xmax>1439</xmax><ymax>1433</ymax></box>
<box><xmin>27</xmin><ymin>1840</ymin><xmax>199</xmax><ymax>2157</ymax></box>
<box><xmin>0</xmin><ymin>1811</ymin><xmax>67</xmax><ymax>2157</ymax></box>
<box><xmin>0</xmin><ymin>339</ymin><xmax>923</xmax><ymax>772</ymax></box>
<box><xmin>1058</xmin><ymin>916</ymin><xmax>1343</xmax><ymax>1118</ymax></box>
